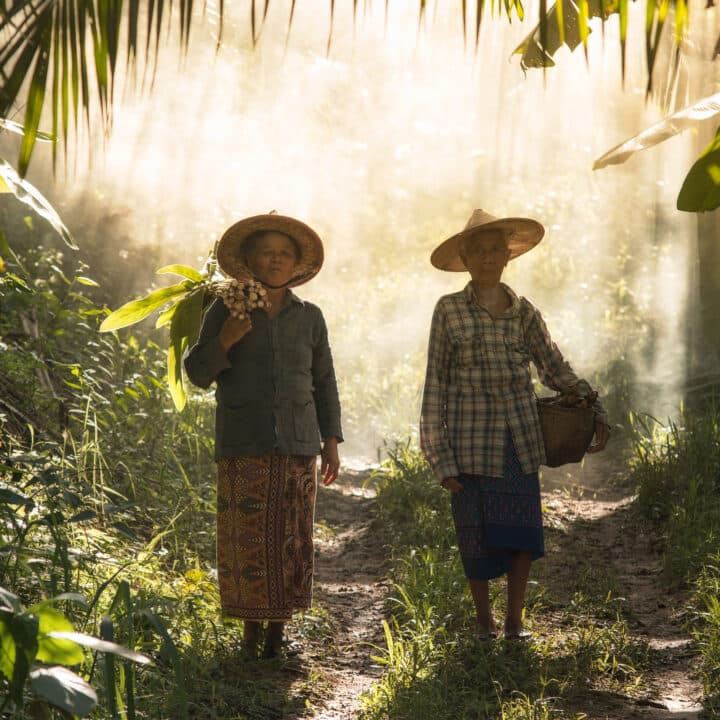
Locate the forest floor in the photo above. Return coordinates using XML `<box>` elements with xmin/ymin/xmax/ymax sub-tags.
<box><xmin>270</xmin><ymin>452</ymin><xmax>703</xmax><ymax>720</ymax></box>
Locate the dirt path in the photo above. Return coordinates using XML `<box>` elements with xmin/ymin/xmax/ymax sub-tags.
<box><xmin>540</xmin><ymin>454</ymin><xmax>704</xmax><ymax>719</ymax></box>
<box><xmin>286</xmin><ymin>452</ymin><xmax>704</xmax><ymax>720</ymax></box>
<box><xmin>308</xmin><ymin>467</ymin><xmax>389</xmax><ymax>720</ymax></box>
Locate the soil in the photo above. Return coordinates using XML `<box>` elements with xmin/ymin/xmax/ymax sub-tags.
<box><xmin>307</xmin><ymin>467</ymin><xmax>389</xmax><ymax>720</ymax></box>
<box><xmin>292</xmin><ymin>450</ymin><xmax>704</xmax><ymax>720</ymax></box>
<box><xmin>540</xmin><ymin>451</ymin><xmax>704</xmax><ymax>720</ymax></box>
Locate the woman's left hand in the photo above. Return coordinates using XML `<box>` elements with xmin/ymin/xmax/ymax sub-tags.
<box><xmin>587</xmin><ymin>421</ymin><xmax>610</xmax><ymax>453</ymax></box>
<box><xmin>321</xmin><ymin>438</ymin><xmax>340</xmax><ymax>486</ymax></box>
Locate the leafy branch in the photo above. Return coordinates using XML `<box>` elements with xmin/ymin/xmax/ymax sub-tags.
<box><xmin>99</xmin><ymin>260</ymin><xmax>218</xmax><ymax>412</ymax></box>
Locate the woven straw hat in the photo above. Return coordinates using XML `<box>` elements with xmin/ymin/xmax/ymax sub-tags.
<box><xmin>431</xmin><ymin>209</ymin><xmax>545</xmax><ymax>271</ymax></box>
<box><xmin>217</xmin><ymin>213</ymin><xmax>324</xmax><ymax>288</ymax></box>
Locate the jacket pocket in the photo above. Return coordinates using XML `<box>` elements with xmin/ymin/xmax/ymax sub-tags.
<box><xmin>293</xmin><ymin>400</ymin><xmax>318</xmax><ymax>443</ymax></box>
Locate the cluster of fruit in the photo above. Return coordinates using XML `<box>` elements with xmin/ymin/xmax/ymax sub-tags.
<box><xmin>212</xmin><ymin>278</ymin><xmax>269</xmax><ymax>319</ymax></box>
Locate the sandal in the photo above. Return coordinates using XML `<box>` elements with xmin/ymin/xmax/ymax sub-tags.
<box><xmin>504</xmin><ymin>628</ymin><xmax>533</xmax><ymax>642</ymax></box>
<box><xmin>476</xmin><ymin>620</ymin><xmax>498</xmax><ymax>642</ymax></box>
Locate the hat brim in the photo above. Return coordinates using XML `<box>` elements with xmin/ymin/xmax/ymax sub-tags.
<box><xmin>217</xmin><ymin>214</ymin><xmax>324</xmax><ymax>288</ymax></box>
<box><xmin>430</xmin><ymin>217</ymin><xmax>545</xmax><ymax>272</ymax></box>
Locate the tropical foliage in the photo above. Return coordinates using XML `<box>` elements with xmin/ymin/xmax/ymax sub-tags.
<box><xmin>1</xmin><ymin>0</ymin><xmax>718</xmax><ymax>211</ymax></box>
<box><xmin>630</xmin><ymin>404</ymin><xmax>720</xmax><ymax>714</ymax></box>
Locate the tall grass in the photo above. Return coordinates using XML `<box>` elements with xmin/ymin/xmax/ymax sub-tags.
<box><xmin>361</xmin><ymin>443</ymin><xmax>648</xmax><ymax>720</ymax></box>
<box><xmin>630</xmin><ymin>402</ymin><xmax>720</xmax><ymax>713</ymax></box>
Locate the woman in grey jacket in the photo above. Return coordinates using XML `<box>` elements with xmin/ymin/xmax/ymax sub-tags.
<box><xmin>185</xmin><ymin>213</ymin><xmax>342</xmax><ymax>658</ymax></box>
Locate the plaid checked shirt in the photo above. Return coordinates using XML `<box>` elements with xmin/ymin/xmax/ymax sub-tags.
<box><xmin>420</xmin><ymin>282</ymin><xmax>608</xmax><ymax>481</ymax></box>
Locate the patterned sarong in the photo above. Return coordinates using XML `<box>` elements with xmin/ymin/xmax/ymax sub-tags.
<box><xmin>451</xmin><ymin>429</ymin><xmax>544</xmax><ymax>580</ymax></box>
<box><xmin>216</xmin><ymin>454</ymin><xmax>317</xmax><ymax>620</ymax></box>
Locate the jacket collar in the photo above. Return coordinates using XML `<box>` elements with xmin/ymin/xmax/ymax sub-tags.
<box><xmin>284</xmin><ymin>288</ymin><xmax>305</xmax><ymax>307</ymax></box>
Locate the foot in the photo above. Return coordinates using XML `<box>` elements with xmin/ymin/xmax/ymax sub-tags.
<box><xmin>504</xmin><ymin>620</ymin><xmax>532</xmax><ymax>641</ymax></box>
<box><xmin>242</xmin><ymin>621</ymin><xmax>261</xmax><ymax>657</ymax></box>
<box><xmin>476</xmin><ymin>618</ymin><xmax>498</xmax><ymax>641</ymax></box>
<box><xmin>262</xmin><ymin>621</ymin><xmax>284</xmax><ymax>659</ymax></box>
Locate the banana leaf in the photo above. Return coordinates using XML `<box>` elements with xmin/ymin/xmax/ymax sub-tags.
<box><xmin>593</xmin><ymin>92</ymin><xmax>720</xmax><ymax>169</ymax></box>
<box><xmin>677</xmin><ymin>126</ymin><xmax>720</xmax><ymax>212</ymax></box>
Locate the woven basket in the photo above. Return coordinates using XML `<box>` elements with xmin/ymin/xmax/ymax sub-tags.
<box><xmin>537</xmin><ymin>398</ymin><xmax>595</xmax><ymax>468</ymax></box>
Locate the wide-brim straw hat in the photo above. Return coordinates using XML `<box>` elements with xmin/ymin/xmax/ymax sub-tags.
<box><xmin>217</xmin><ymin>213</ymin><xmax>324</xmax><ymax>288</ymax></box>
<box><xmin>431</xmin><ymin>209</ymin><xmax>545</xmax><ymax>271</ymax></box>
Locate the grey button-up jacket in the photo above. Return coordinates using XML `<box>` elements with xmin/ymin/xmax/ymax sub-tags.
<box><xmin>184</xmin><ymin>291</ymin><xmax>343</xmax><ymax>460</ymax></box>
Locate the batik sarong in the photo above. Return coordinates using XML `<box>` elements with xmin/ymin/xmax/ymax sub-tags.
<box><xmin>216</xmin><ymin>454</ymin><xmax>317</xmax><ymax>620</ymax></box>
<box><xmin>451</xmin><ymin>429</ymin><xmax>544</xmax><ymax>580</ymax></box>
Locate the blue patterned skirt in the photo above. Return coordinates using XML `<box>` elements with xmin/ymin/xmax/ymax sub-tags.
<box><xmin>450</xmin><ymin>430</ymin><xmax>544</xmax><ymax>580</ymax></box>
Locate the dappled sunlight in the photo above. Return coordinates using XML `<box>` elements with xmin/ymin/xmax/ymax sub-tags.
<box><xmin>2</xmin><ymin>0</ymin><xmax>698</xmax><ymax>459</ymax></box>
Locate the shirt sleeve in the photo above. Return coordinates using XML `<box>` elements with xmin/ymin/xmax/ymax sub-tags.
<box><xmin>183</xmin><ymin>298</ymin><xmax>232</xmax><ymax>390</ymax></box>
<box><xmin>420</xmin><ymin>300</ymin><xmax>460</xmax><ymax>482</ymax></box>
<box><xmin>312</xmin><ymin>309</ymin><xmax>343</xmax><ymax>443</ymax></box>
<box><xmin>523</xmin><ymin>301</ymin><xmax>609</xmax><ymax>426</ymax></box>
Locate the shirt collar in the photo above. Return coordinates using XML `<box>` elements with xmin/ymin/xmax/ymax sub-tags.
<box><xmin>463</xmin><ymin>281</ymin><xmax>520</xmax><ymax>317</ymax></box>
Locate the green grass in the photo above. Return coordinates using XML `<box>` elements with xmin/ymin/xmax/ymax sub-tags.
<box><xmin>360</xmin><ymin>443</ymin><xmax>648</xmax><ymax>720</ymax></box>
<box><xmin>630</xmin><ymin>402</ymin><xmax>720</xmax><ymax>715</ymax></box>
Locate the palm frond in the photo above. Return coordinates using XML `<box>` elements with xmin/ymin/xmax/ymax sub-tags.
<box><xmin>0</xmin><ymin>156</ymin><xmax>76</xmax><ymax>247</ymax></box>
<box><xmin>0</xmin><ymin>0</ymin><xmax>201</xmax><ymax>176</ymax></box>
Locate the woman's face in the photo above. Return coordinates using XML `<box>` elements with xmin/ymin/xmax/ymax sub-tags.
<box><xmin>247</xmin><ymin>232</ymin><xmax>299</xmax><ymax>287</ymax></box>
<box><xmin>461</xmin><ymin>231</ymin><xmax>511</xmax><ymax>285</ymax></box>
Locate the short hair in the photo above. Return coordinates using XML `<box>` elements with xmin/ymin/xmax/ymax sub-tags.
<box><xmin>242</xmin><ymin>230</ymin><xmax>302</xmax><ymax>265</ymax></box>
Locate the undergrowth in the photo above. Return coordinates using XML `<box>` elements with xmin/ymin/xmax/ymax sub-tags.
<box><xmin>360</xmin><ymin>443</ymin><xmax>648</xmax><ymax>720</ymax></box>
<box><xmin>630</xmin><ymin>403</ymin><xmax>720</xmax><ymax>715</ymax></box>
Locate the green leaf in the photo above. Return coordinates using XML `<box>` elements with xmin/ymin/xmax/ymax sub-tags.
<box><xmin>74</xmin><ymin>276</ymin><xmax>100</xmax><ymax>287</ymax></box>
<box><xmin>30</xmin><ymin>666</ymin><xmax>98</xmax><ymax>716</ymax></box>
<box><xmin>167</xmin><ymin>290</ymin><xmax>206</xmax><ymax>411</ymax></box>
<box><xmin>513</xmin><ymin>0</ymin><xmax>587</xmax><ymax>69</ymax></box>
<box><xmin>0</xmin><ymin>118</ymin><xmax>55</xmax><ymax>142</ymax></box>
<box><xmin>11</xmin><ymin>612</ymin><xmax>39</xmax><ymax>701</ymax></box>
<box><xmin>155</xmin><ymin>301</ymin><xmax>180</xmax><ymax>328</ymax></box>
<box><xmin>156</xmin><ymin>264</ymin><xmax>204</xmax><ymax>283</ymax></box>
<box><xmin>19</xmin><ymin>11</ymin><xmax>53</xmax><ymax>178</ymax></box>
<box><xmin>0</xmin><ymin>613</ymin><xmax>17</xmax><ymax>681</ymax></box>
<box><xmin>112</xmin><ymin>520</ymin><xmax>139</xmax><ymax>540</ymax></box>
<box><xmin>68</xmin><ymin>509</ymin><xmax>98</xmax><ymax>523</ymax></box>
<box><xmin>32</xmin><ymin>605</ymin><xmax>84</xmax><ymax>666</ymax></box>
<box><xmin>140</xmin><ymin>610</ymin><xmax>187</xmax><ymax>718</ymax></box>
<box><xmin>46</xmin><ymin>632</ymin><xmax>151</xmax><ymax>664</ymax></box>
<box><xmin>677</xmin><ymin>127</ymin><xmax>720</xmax><ymax>212</ymax></box>
<box><xmin>594</xmin><ymin>92</ymin><xmax>720</xmax><ymax>169</ymax></box>
<box><xmin>49</xmin><ymin>593</ymin><xmax>89</xmax><ymax>609</ymax></box>
<box><xmin>99</xmin><ymin>282</ymin><xmax>192</xmax><ymax>332</ymax></box>
<box><xmin>0</xmin><ymin>588</ymin><xmax>22</xmax><ymax>613</ymax></box>
<box><xmin>100</xmin><ymin>615</ymin><xmax>120</xmax><ymax>717</ymax></box>
<box><xmin>0</xmin><ymin>158</ymin><xmax>76</xmax><ymax>249</ymax></box>
<box><xmin>0</xmin><ymin>485</ymin><xmax>31</xmax><ymax>505</ymax></box>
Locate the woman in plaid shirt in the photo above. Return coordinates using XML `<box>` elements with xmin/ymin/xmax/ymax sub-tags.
<box><xmin>420</xmin><ymin>209</ymin><xmax>610</xmax><ymax>640</ymax></box>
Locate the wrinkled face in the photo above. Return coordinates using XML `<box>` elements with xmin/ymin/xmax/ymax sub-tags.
<box><xmin>246</xmin><ymin>232</ymin><xmax>300</xmax><ymax>288</ymax></box>
<box><xmin>460</xmin><ymin>230</ymin><xmax>511</xmax><ymax>284</ymax></box>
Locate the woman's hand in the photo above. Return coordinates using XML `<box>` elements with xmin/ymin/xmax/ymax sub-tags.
<box><xmin>321</xmin><ymin>437</ymin><xmax>340</xmax><ymax>486</ymax></box>
<box><xmin>441</xmin><ymin>476</ymin><xmax>463</xmax><ymax>493</ymax></box>
<box><xmin>219</xmin><ymin>316</ymin><xmax>252</xmax><ymax>353</ymax></box>
<box><xmin>587</xmin><ymin>421</ymin><xmax>610</xmax><ymax>453</ymax></box>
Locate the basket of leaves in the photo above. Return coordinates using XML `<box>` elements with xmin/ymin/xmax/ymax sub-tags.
<box><xmin>537</xmin><ymin>389</ymin><xmax>598</xmax><ymax>467</ymax></box>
